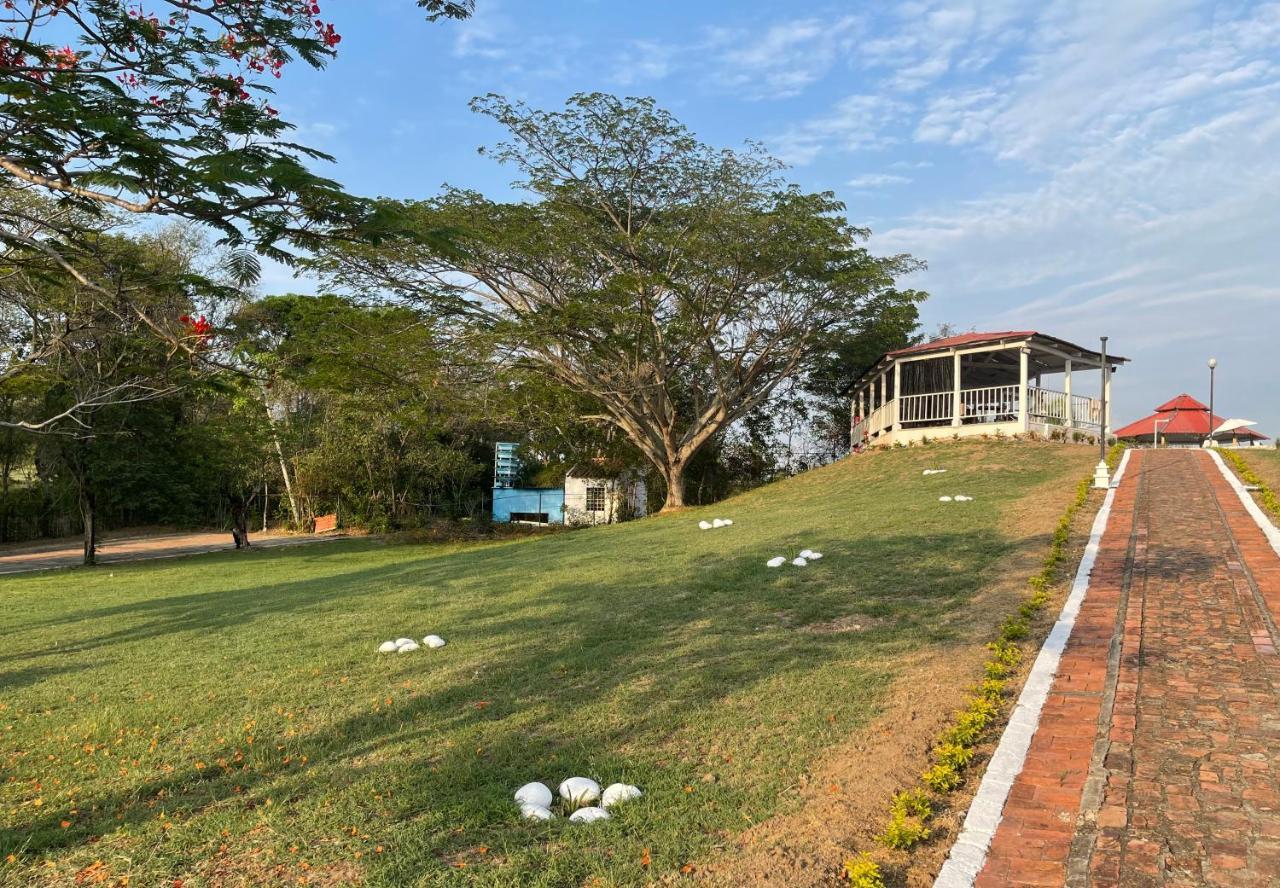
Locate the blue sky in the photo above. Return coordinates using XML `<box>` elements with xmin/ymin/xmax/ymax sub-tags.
<box><xmin>265</xmin><ymin>0</ymin><xmax>1280</xmax><ymax>437</ymax></box>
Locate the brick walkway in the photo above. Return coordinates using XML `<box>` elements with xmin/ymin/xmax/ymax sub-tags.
<box><xmin>973</xmin><ymin>449</ymin><xmax>1280</xmax><ymax>887</ymax></box>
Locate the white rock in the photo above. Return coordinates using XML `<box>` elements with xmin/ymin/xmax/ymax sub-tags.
<box><xmin>922</xmin><ymin>468</ymin><xmax>947</xmax><ymax>475</ymax></box>
<box><xmin>807</xmin><ymin>552</ymin><xmax>823</xmax><ymax>560</ymax></box>
<box><xmin>423</xmin><ymin>634</ymin><xmax>447</xmax><ymax>648</ymax></box>
<box><xmin>395</xmin><ymin>637</ymin><xmax>415</xmax><ymax>646</ymax></box>
<box><xmin>722</xmin><ymin>519</ymin><xmax>733</xmax><ymax>526</ymax></box>
<box><xmin>559</xmin><ymin>776</ymin><xmax>601</xmax><ymax>807</ymax></box>
<box><xmin>939</xmin><ymin>496</ymin><xmax>953</xmax><ymax>503</ymax></box>
<box><xmin>601</xmin><ymin>783</ymin><xmax>643</xmax><ymax>807</ymax></box>
<box><xmin>378</xmin><ymin>641</ymin><xmax>398</xmax><ymax>653</ymax></box>
<box><xmin>515</xmin><ymin>782</ymin><xmax>553</xmax><ymax>808</ymax></box>
<box><xmin>791</xmin><ymin>557</ymin><xmax>808</xmax><ymax>567</ymax></box>
<box><xmin>698</xmin><ymin>520</ymin><xmax>713</xmax><ymax>530</ymax></box>
<box><xmin>568</xmin><ymin>806</ymin><xmax>611</xmax><ymax>823</ymax></box>
<box><xmin>397</xmin><ymin>642</ymin><xmax>420</xmax><ymax>653</ymax></box>
<box><xmin>766</xmin><ymin>556</ymin><xmax>786</xmax><ymax>568</ymax></box>
<box><xmin>712</xmin><ymin>518</ymin><xmax>726</xmax><ymax>528</ymax></box>
<box><xmin>520</xmin><ymin>803</ymin><xmax>555</xmax><ymax>821</ymax></box>
<box><xmin>799</xmin><ymin>549</ymin><xmax>815</xmax><ymax>559</ymax></box>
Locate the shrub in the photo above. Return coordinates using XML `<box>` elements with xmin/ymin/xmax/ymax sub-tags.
<box><xmin>843</xmin><ymin>853</ymin><xmax>886</xmax><ymax>888</ymax></box>
<box><xmin>880</xmin><ymin>790</ymin><xmax>932</xmax><ymax>849</ymax></box>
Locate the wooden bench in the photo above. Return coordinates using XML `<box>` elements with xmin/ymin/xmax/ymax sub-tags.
<box><xmin>314</xmin><ymin>513</ymin><xmax>338</xmax><ymax>534</ymax></box>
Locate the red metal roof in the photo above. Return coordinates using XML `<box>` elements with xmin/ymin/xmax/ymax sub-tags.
<box><xmin>1153</xmin><ymin>393</ymin><xmax>1208</xmax><ymax>412</ymax></box>
<box><xmin>887</xmin><ymin>331</ymin><xmax>1038</xmax><ymax>357</ymax></box>
<box><xmin>1114</xmin><ymin>396</ymin><xmax>1270</xmax><ymax>440</ymax></box>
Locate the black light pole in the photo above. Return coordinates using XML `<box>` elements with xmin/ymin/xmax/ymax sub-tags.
<box><xmin>1207</xmin><ymin>357</ymin><xmax>1217</xmax><ymax>447</ymax></box>
<box><xmin>1099</xmin><ymin>336</ymin><xmax>1108</xmax><ymax>463</ymax></box>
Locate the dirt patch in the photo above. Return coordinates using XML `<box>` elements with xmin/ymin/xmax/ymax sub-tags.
<box><xmin>800</xmin><ymin>614</ymin><xmax>885</xmax><ymax>635</ymax></box>
<box><xmin>690</xmin><ymin>450</ymin><xmax>1101</xmax><ymax>888</ymax></box>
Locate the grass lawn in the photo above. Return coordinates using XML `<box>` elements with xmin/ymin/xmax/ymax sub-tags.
<box><xmin>1</xmin><ymin>441</ymin><xmax>1097</xmax><ymax>887</ymax></box>
<box><xmin>1238</xmin><ymin>448</ymin><xmax>1280</xmax><ymax>520</ymax></box>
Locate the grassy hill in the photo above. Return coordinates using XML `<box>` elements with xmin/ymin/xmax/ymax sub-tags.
<box><xmin>0</xmin><ymin>441</ymin><xmax>1098</xmax><ymax>887</ymax></box>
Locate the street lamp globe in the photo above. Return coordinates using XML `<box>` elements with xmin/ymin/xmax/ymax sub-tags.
<box><xmin>1208</xmin><ymin>357</ymin><xmax>1217</xmax><ymax>369</ymax></box>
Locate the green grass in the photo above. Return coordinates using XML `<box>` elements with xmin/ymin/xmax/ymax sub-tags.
<box><xmin>0</xmin><ymin>441</ymin><xmax>1095</xmax><ymax>887</ymax></box>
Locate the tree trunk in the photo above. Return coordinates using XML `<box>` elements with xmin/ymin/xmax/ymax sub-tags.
<box><xmin>80</xmin><ymin>488</ymin><xmax>97</xmax><ymax>565</ymax></box>
<box><xmin>660</xmin><ymin>463</ymin><xmax>687</xmax><ymax>512</ymax></box>
<box><xmin>230</xmin><ymin>495</ymin><xmax>251</xmax><ymax>549</ymax></box>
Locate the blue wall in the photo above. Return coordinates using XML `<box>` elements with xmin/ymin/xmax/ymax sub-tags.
<box><xmin>492</xmin><ymin>487</ymin><xmax>565</xmax><ymax>524</ymax></box>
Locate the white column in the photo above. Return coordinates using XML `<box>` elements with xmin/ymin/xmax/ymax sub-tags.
<box><xmin>1063</xmin><ymin>359</ymin><xmax>1073</xmax><ymax>429</ymax></box>
<box><xmin>951</xmin><ymin>352</ymin><xmax>962</xmax><ymax>427</ymax></box>
<box><xmin>892</xmin><ymin>361</ymin><xmax>903</xmax><ymax>432</ymax></box>
<box><xmin>879</xmin><ymin>373</ymin><xmax>886</xmax><ymax>431</ymax></box>
<box><xmin>1017</xmin><ymin>347</ymin><xmax>1029</xmax><ymax>429</ymax></box>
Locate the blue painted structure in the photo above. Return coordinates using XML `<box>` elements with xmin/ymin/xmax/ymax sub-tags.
<box><xmin>491</xmin><ymin>486</ymin><xmax>565</xmax><ymax>524</ymax></box>
<box><xmin>492</xmin><ymin>442</ymin><xmax>565</xmax><ymax>524</ymax></box>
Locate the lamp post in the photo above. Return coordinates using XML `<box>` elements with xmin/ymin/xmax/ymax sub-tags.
<box><xmin>1207</xmin><ymin>357</ymin><xmax>1217</xmax><ymax>448</ymax></box>
<box><xmin>1093</xmin><ymin>336</ymin><xmax>1111</xmax><ymax>488</ymax></box>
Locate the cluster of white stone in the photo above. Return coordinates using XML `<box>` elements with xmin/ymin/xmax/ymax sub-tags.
<box><xmin>698</xmin><ymin>518</ymin><xmax>734</xmax><ymax>530</ymax></box>
<box><xmin>922</xmin><ymin>468</ymin><xmax>948</xmax><ymax>475</ymax></box>
<box><xmin>377</xmin><ymin>635</ymin><xmax>447</xmax><ymax>653</ymax></box>
<box><xmin>938</xmin><ymin>495</ymin><xmax>974</xmax><ymax>503</ymax></box>
<box><xmin>767</xmin><ymin>549</ymin><xmax>823</xmax><ymax>568</ymax></box>
<box><xmin>514</xmin><ymin>777</ymin><xmax>643</xmax><ymax>823</ymax></box>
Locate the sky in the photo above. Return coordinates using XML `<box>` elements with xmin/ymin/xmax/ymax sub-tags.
<box><xmin>263</xmin><ymin>0</ymin><xmax>1280</xmax><ymax>437</ymax></box>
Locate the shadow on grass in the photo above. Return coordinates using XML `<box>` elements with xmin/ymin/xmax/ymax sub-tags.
<box><xmin>0</xmin><ymin>521</ymin><xmax>1048</xmax><ymax>885</ymax></box>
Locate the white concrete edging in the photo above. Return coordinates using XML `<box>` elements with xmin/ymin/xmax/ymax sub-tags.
<box><xmin>933</xmin><ymin>449</ymin><xmax>1132</xmax><ymax>887</ymax></box>
<box><xmin>1207</xmin><ymin>449</ymin><xmax>1280</xmax><ymax>557</ymax></box>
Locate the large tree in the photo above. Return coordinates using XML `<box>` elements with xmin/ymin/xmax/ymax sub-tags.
<box><xmin>316</xmin><ymin>93</ymin><xmax>926</xmax><ymax>510</ymax></box>
<box><xmin>0</xmin><ymin>0</ymin><xmax>472</xmax><ymax>432</ymax></box>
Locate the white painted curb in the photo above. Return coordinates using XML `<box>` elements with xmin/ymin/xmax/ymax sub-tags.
<box><xmin>1207</xmin><ymin>449</ymin><xmax>1280</xmax><ymax>557</ymax></box>
<box><xmin>933</xmin><ymin>449</ymin><xmax>1132</xmax><ymax>888</ymax></box>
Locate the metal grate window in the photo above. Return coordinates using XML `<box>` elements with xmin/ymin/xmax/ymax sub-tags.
<box><xmin>585</xmin><ymin>486</ymin><xmax>606</xmax><ymax>512</ymax></box>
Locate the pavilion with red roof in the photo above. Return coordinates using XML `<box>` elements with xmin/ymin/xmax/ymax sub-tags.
<box><xmin>1113</xmin><ymin>394</ymin><xmax>1270</xmax><ymax>448</ymax></box>
<box><xmin>850</xmin><ymin>331</ymin><xmax>1128</xmax><ymax>448</ymax></box>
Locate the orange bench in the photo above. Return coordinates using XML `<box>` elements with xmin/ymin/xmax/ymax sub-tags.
<box><xmin>314</xmin><ymin>513</ymin><xmax>338</xmax><ymax>534</ymax></box>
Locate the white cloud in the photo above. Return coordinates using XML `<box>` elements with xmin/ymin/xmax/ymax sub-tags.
<box><xmin>847</xmin><ymin>173</ymin><xmax>913</xmax><ymax>187</ymax></box>
<box><xmin>707</xmin><ymin>15</ymin><xmax>862</xmax><ymax>99</ymax></box>
<box><xmin>768</xmin><ymin>94</ymin><xmax>909</xmax><ymax>165</ymax></box>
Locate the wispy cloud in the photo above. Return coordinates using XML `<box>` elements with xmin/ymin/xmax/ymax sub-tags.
<box><xmin>707</xmin><ymin>15</ymin><xmax>862</xmax><ymax>99</ymax></box>
<box><xmin>847</xmin><ymin>173</ymin><xmax>913</xmax><ymax>188</ymax></box>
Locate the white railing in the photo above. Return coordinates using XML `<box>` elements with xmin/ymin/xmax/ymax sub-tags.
<box><xmin>898</xmin><ymin>391</ymin><xmax>954</xmax><ymax>425</ymax></box>
<box><xmin>852</xmin><ymin>384</ymin><xmax>1102</xmax><ymax>445</ymax></box>
<box><xmin>959</xmin><ymin>384</ymin><xmax>1021</xmax><ymax>424</ymax></box>
<box><xmin>1069</xmin><ymin>393</ymin><xmax>1102</xmax><ymax>428</ymax></box>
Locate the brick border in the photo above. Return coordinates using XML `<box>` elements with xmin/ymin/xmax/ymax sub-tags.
<box><xmin>933</xmin><ymin>450</ymin><xmax>1134</xmax><ymax>887</ymax></box>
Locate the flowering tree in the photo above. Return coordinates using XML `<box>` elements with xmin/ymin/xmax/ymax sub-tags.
<box><xmin>0</xmin><ymin>0</ymin><xmax>472</xmax><ymax>432</ymax></box>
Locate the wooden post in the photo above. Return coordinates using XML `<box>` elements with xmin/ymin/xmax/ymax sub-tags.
<box><xmin>892</xmin><ymin>362</ymin><xmax>902</xmax><ymax>432</ymax></box>
<box><xmin>1018</xmin><ymin>347</ymin><xmax>1029</xmax><ymax>430</ymax></box>
<box><xmin>951</xmin><ymin>352</ymin><xmax>962</xmax><ymax>427</ymax></box>
<box><xmin>1063</xmin><ymin>359</ymin><xmax>1073</xmax><ymax>429</ymax></box>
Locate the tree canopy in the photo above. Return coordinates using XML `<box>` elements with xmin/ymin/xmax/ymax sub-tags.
<box><xmin>316</xmin><ymin>93</ymin><xmax>926</xmax><ymax>510</ymax></box>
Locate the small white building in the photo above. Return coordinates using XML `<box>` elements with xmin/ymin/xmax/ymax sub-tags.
<box><xmin>563</xmin><ymin>465</ymin><xmax>647</xmax><ymax>526</ymax></box>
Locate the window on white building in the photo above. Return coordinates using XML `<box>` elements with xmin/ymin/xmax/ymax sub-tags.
<box><xmin>585</xmin><ymin>485</ymin><xmax>606</xmax><ymax>512</ymax></box>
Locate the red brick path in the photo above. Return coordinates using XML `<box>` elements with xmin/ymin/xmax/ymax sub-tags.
<box><xmin>974</xmin><ymin>449</ymin><xmax>1280</xmax><ymax>887</ymax></box>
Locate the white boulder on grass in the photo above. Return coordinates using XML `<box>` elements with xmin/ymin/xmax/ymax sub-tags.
<box><xmin>807</xmin><ymin>552</ymin><xmax>823</xmax><ymax>560</ymax></box>
<box><xmin>423</xmin><ymin>635</ymin><xmax>447</xmax><ymax>649</ymax></box>
<box><xmin>766</xmin><ymin>556</ymin><xmax>786</xmax><ymax>568</ymax></box>
<box><xmin>378</xmin><ymin>640</ymin><xmax>399</xmax><ymax>653</ymax></box>
<box><xmin>559</xmin><ymin>776</ymin><xmax>601</xmax><ymax>807</ymax></box>
<box><xmin>698</xmin><ymin>520</ymin><xmax>713</xmax><ymax>530</ymax></box>
<box><xmin>569</xmin><ymin>806</ymin><xmax>611</xmax><ymax>824</ymax></box>
<box><xmin>799</xmin><ymin>549</ymin><xmax>815</xmax><ymax>559</ymax></box>
<box><xmin>712</xmin><ymin>518</ymin><xmax>726</xmax><ymax>528</ymax></box>
<box><xmin>397</xmin><ymin>641</ymin><xmax>420</xmax><ymax>653</ymax></box>
<box><xmin>722</xmin><ymin>519</ymin><xmax>733</xmax><ymax>526</ymax></box>
<box><xmin>791</xmin><ymin>556</ymin><xmax>808</xmax><ymax>567</ymax></box>
<box><xmin>395</xmin><ymin>637</ymin><xmax>415</xmax><ymax>647</ymax></box>
<box><xmin>922</xmin><ymin>468</ymin><xmax>947</xmax><ymax>475</ymax></box>
<box><xmin>601</xmin><ymin>783</ymin><xmax>643</xmax><ymax>807</ymax></box>
<box><xmin>939</xmin><ymin>496</ymin><xmax>953</xmax><ymax>503</ymax></box>
<box><xmin>954</xmin><ymin>495</ymin><xmax>973</xmax><ymax>502</ymax></box>
<box><xmin>515</xmin><ymin>782</ymin><xmax>553</xmax><ymax>808</ymax></box>
<box><xmin>520</xmin><ymin>803</ymin><xmax>555</xmax><ymax>821</ymax></box>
